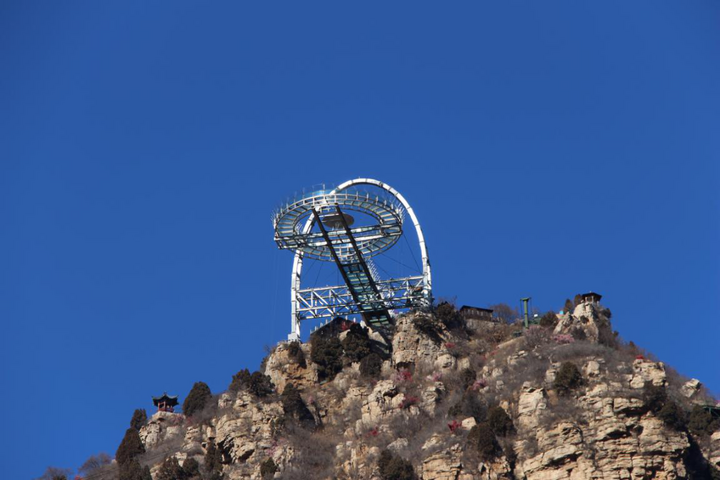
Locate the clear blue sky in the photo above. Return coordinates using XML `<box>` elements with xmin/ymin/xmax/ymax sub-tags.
<box><xmin>2</xmin><ymin>2</ymin><xmax>719</xmax><ymax>478</ymax></box>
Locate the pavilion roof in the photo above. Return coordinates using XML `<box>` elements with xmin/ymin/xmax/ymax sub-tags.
<box><xmin>152</xmin><ymin>392</ymin><xmax>179</xmax><ymax>406</ymax></box>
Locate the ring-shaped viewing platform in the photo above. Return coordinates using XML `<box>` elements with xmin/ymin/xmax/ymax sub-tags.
<box><xmin>273</xmin><ymin>189</ymin><xmax>406</xmax><ymax>261</ymax></box>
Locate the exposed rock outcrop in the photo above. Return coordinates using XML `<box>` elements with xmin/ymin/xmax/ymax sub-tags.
<box><xmin>129</xmin><ymin>304</ymin><xmax>718</xmax><ymax>480</ymax></box>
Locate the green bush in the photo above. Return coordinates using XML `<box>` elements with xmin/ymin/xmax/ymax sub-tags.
<box><xmin>539</xmin><ymin>311</ymin><xmax>557</xmax><ymax>328</ymax></box>
<box><xmin>413</xmin><ymin>315</ymin><xmax>443</xmax><ymax>343</ymax></box>
<box><xmin>182</xmin><ymin>457</ymin><xmax>200</xmax><ymax>478</ymax></box>
<box><xmin>658</xmin><ymin>400</ymin><xmax>686</xmax><ymax>431</ymax></box>
<box><xmin>342</xmin><ymin>323</ymin><xmax>372</xmax><ymax>363</ymax></box>
<box><xmin>688</xmin><ymin>405</ymin><xmax>720</xmax><ymax>437</ymax></box>
<box><xmin>118</xmin><ymin>458</ymin><xmax>152</xmax><ymax>480</ymax></box>
<box><xmin>204</xmin><ymin>440</ymin><xmax>224</xmax><ymax>474</ymax></box>
<box><xmin>467</xmin><ymin>422</ymin><xmax>501</xmax><ymax>460</ymax></box>
<box><xmin>553</xmin><ymin>362</ymin><xmax>584</xmax><ymax>396</ymax></box>
<box><xmin>116</xmin><ymin>428</ymin><xmax>145</xmax><ymax>466</ymax></box>
<box><xmin>563</xmin><ymin>299</ymin><xmax>573</xmax><ymax>314</ymax></box>
<box><xmin>248</xmin><ymin>372</ymin><xmax>274</xmax><ymax>397</ymax></box>
<box><xmin>460</xmin><ymin>368</ymin><xmax>477</xmax><ymax>391</ymax></box>
<box><xmin>377</xmin><ymin>449</ymin><xmax>416</xmax><ymax>480</ymax></box>
<box><xmin>287</xmin><ymin>341</ymin><xmax>307</xmax><ymax>367</ymax></box>
<box><xmin>229</xmin><ymin>369</ymin><xmax>252</xmax><ymax>392</ymax></box>
<box><xmin>310</xmin><ymin>334</ymin><xmax>344</xmax><ymax>382</ymax></box>
<box><xmin>183</xmin><ymin>381</ymin><xmax>212</xmax><ymax>417</ymax></box>
<box><xmin>260</xmin><ymin>458</ymin><xmax>278</xmax><ymax>479</ymax></box>
<box><xmin>155</xmin><ymin>457</ymin><xmax>186</xmax><ymax>480</ymax></box>
<box><xmin>130</xmin><ymin>409</ymin><xmax>147</xmax><ymax>430</ymax></box>
<box><xmin>435</xmin><ymin>302</ymin><xmax>463</xmax><ymax>330</ymax></box>
<box><xmin>642</xmin><ymin>383</ymin><xmax>668</xmax><ymax>413</ymax></box>
<box><xmin>448</xmin><ymin>391</ymin><xmax>487</xmax><ymax>422</ymax></box>
<box><xmin>487</xmin><ymin>405</ymin><xmax>515</xmax><ymax>436</ymax></box>
<box><xmin>360</xmin><ymin>352</ymin><xmax>383</xmax><ymax>379</ymax></box>
<box><xmin>281</xmin><ymin>383</ymin><xmax>315</xmax><ymax>429</ymax></box>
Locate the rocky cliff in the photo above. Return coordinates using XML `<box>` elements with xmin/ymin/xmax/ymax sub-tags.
<box><xmin>105</xmin><ymin>299</ymin><xmax>719</xmax><ymax>480</ymax></box>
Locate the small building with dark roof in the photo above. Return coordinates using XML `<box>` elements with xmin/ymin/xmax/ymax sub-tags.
<box><xmin>459</xmin><ymin>305</ymin><xmax>494</xmax><ymax>321</ymax></box>
<box><xmin>152</xmin><ymin>392</ymin><xmax>179</xmax><ymax>412</ymax></box>
<box><xmin>580</xmin><ymin>292</ymin><xmax>603</xmax><ymax>304</ymax></box>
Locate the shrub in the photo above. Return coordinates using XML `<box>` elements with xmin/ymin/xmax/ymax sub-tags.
<box><xmin>183</xmin><ymin>382</ymin><xmax>212</xmax><ymax>417</ymax></box>
<box><xmin>116</xmin><ymin>428</ymin><xmax>145</xmax><ymax>466</ymax></box>
<box><xmin>130</xmin><ymin>409</ymin><xmax>147</xmax><ymax>430</ymax></box>
<box><xmin>467</xmin><ymin>423</ymin><xmax>501</xmax><ymax>460</ymax></box>
<box><xmin>394</xmin><ymin>368</ymin><xmax>413</xmax><ymax>383</ymax></box>
<box><xmin>413</xmin><ymin>315</ymin><xmax>443</xmax><ymax>343</ymax></box>
<box><xmin>448</xmin><ymin>391</ymin><xmax>487</xmax><ymax>422</ymax></box>
<box><xmin>524</xmin><ymin>325</ymin><xmax>551</xmax><ymax>349</ymax></box>
<box><xmin>553</xmin><ymin>362</ymin><xmax>584</xmax><ymax>396</ymax></box>
<box><xmin>573</xmin><ymin>294</ymin><xmax>583</xmax><ymax>307</ymax></box>
<box><xmin>182</xmin><ymin>457</ymin><xmax>200</xmax><ymax>478</ymax></box>
<box><xmin>487</xmin><ymin>405</ymin><xmax>515</xmax><ymax>437</ymax></box>
<box><xmin>79</xmin><ymin>452</ymin><xmax>112</xmax><ymax>476</ymax></box>
<box><xmin>281</xmin><ymin>383</ymin><xmax>315</xmax><ymax>429</ymax></box>
<box><xmin>310</xmin><ymin>334</ymin><xmax>344</xmax><ymax>382</ymax></box>
<box><xmin>230</xmin><ymin>368</ymin><xmax>274</xmax><ymax>397</ymax></box>
<box><xmin>377</xmin><ymin>449</ymin><xmax>416</xmax><ymax>480</ymax></box>
<box><xmin>37</xmin><ymin>467</ymin><xmax>72</xmax><ymax>480</ymax></box>
<box><xmin>360</xmin><ymin>352</ymin><xmax>383</xmax><ymax>379</ymax></box>
<box><xmin>118</xmin><ymin>458</ymin><xmax>152</xmax><ymax>480</ymax></box>
<box><xmin>658</xmin><ymin>400</ymin><xmax>687</xmax><ymax>431</ymax></box>
<box><xmin>287</xmin><ymin>341</ymin><xmax>307</xmax><ymax>367</ymax></box>
<box><xmin>460</xmin><ymin>368</ymin><xmax>477</xmax><ymax>391</ymax></box>
<box><xmin>552</xmin><ymin>334</ymin><xmax>575</xmax><ymax>344</ymax></box>
<box><xmin>229</xmin><ymin>369</ymin><xmax>252</xmax><ymax>392</ymax></box>
<box><xmin>563</xmin><ymin>299</ymin><xmax>574</xmax><ymax>314</ymax></box>
<box><xmin>489</xmin><ymin>303</ymin><xmax>519</xmax><ymax>323</ymax></box>
<box><xmin>155</xmin><ymin>457</ymin><xmax>186</xmax><ymax>480</ymax></box>
<box><xmin>248</xmin><ymin>372</ymin><xmax>274</xmax><ymax>397</ymax></box>
<box><xmin>260</xmin><ymin>458</ymin><xmax>278</xmax><ymax>479</ymax></box>
<box><xmin>204</xmin><ymin>440</ymin><xmax>224</xmax><ymax>474</ymax></box>
<box><xmin>642</xmin><ymin>383</ymin><xmax>668</xmax><ymax>414</ymax></box>
<box><xmin>342</xmin><ymin>323</ymin><xmax>372</xmax><ymax>363</ymax></box>
<box><xmin>399</xmin><ymin>395</ymin><xmax>419</xmax><ymax>409</ymax></box>
<box><xmin>539</xmin><ymin>311</ymin><xmax>558</xmax><ymax>328</ymax></box>
<box><xmin>448</xmin><ymin>420</ymin><xmax>462</xmax><ymax>433</ymax></box>
<box><xmin>688</xmin><ymin>405</ymin><xmax>720</xmax><ymax>437</ymax></box>
<box><xmin>435</xmin><ymin>302</ymin><xmax>463</xmax><ymax>330</ymax></box>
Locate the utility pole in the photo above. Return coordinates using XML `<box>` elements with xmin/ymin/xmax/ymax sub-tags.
<box><xmin>521</xmin><ymin>297</ymin><xmax>531</xmax><ymax>329</ymax></box>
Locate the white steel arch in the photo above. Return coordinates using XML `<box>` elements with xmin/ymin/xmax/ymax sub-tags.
<box><xmin>287</xmin><ymin>178</ymin><xmax>432</xmax><ymax>341</ymax></box>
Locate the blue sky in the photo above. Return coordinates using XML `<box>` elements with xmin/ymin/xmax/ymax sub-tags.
<box><xmin>1</xmin><ymin>2</ymin><xmax>719</xmax><ymax>478</ymax></box>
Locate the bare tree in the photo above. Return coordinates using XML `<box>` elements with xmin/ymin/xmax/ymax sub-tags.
<box><xmin>488</xmin><ymin>303</ymin><xmax>519</xmax><ymax>324</ymax></box>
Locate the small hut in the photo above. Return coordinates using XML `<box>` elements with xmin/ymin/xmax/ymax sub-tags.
<box><xmin>459</xmin><ymin>305</ymin><xmax>494</xmax><ymax>321</ymax></box>
<box><xmin>152</xmin><ymin>392</ymin><xmax>179</xmax><ymax>413</ymax></box>
<box><xmin>580</xmin><ymin>292</ymin><xmax>603</xmax><ymax>305</ymax></box>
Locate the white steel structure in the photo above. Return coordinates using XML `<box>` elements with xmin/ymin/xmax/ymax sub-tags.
<box><xmin>273</xmin><ymin>178</ymin><xmax>432</xmax><ymax>341</ymax></box>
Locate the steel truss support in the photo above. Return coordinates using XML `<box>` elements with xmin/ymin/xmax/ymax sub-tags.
<box><xmin>286</xmin><ymin>179</ymin><xmax>432</xmax><ymax>341</ymax></box>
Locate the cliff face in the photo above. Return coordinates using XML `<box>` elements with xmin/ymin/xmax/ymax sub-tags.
<box><xmin>131</xmin><ymin>301</ymin><xmax>719</xmax><ymax>480</ymax></box>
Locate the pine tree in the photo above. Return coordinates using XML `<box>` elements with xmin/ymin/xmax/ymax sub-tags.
<box><xmin>155</xmin><ymin>457</ymin><xmax>186</xmax><ymax>480</ymax></box>
<box><xmin>281</xmin><ymin>383</ymin><xmax>315</xmax><ymax>429</ymax></box>
<box><xmin>204</xmin><ymin>440</ymin><xmax>224</xmax><ymax>474</ymax></box>
<box><xmin>130</xmin><ymin>409</ymin><xmax>147</xmax><ymax>430</ymax></box>
<box><xmin>116</xmin><ymin>428</ymin><xmax>145</xmax><ymax>466</ymax></box>
<box><xmin>183</xmin><ymin>381</ymin><xmax>212</xmax><ymax>417</ymax></box>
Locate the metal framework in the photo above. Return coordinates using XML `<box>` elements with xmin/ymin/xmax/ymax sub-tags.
<box><xmin>273</xmin><ymin>178</ymin><xmax>432</xmax><ymax>341</ymax></box>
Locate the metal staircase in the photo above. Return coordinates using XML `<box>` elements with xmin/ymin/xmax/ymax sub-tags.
<box><xmin>312</xmin><ymin>207</ymin><xmax>392</xmax><ymax>327</ymax></box>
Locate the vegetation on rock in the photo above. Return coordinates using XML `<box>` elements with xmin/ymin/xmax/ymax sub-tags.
<box><xmin>183</xmin><ymin>381</ymin><xmax>212</xmax><ymax>417</ymax></box>
<box><xmin>377</xmin><ymin>449</ymin><xmax>416</xmax><ymax>480</ymax></box>
<box><xmin>116</xmin><ymin>428</ymin><xmax>145</xmax><ymax>466</ymax></box>
<box><xmin>259</xmin><ymin>458</ymin><xmax>278</xmax><ymax>479</ymax></box>
<box><xmin>467</xmin><ymin>422</ymin><xmax>501</xmax><ymax>460</ymax></box>
<box><xmin>130</xmin><ymin>408</ymin><xmax>147</xmax><ymax>430</ymax></box>
<box><xmin>310</xmin><ymin>333</ymin><xmax>344</xmax><ymax>381</ymax></box>
<box><xmin>554</xmin><ymin>361</ymin><xmax>584</xmax><ymax>396</ymax></box>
